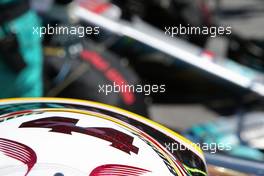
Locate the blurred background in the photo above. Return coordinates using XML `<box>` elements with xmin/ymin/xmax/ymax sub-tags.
<box><xmin>0</xmin><ymin>0</ymin><xmax>264</xmax><ymax>175</ymax></box>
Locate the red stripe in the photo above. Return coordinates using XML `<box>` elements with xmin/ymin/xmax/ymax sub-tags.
<box><xmin>93</xmin><ymin>3</ymin><xmax>111</xmax><ymax>14</ymax></box>
<box><xmin>0</xmin><ymin>138</ymin><xmax>37</xmax><ymax>176</ymax></box>
<box><xmin>0</xmin><ymin>145</ymin><xmax>31</xmax><ymax>159</ymax></box>
<box><xmin>90</xmin><ymin>164</ymin><xmax>151</xmax><ymax>176</ymax></box>
<box><xmin>79</xmin><ymin>0</ymin><xmax>111</xmax><ymax>14</ymax></box>
<box><xmin>0</xmin><ymin>110</ymin><xmax>32</xmax><ymax>120</ymax></box>
<box><xmin>81</xmin><ymin>50</ymin><xmax>109</xmax><ymax>71</ymax></box>
<box><xmin>81</xmin><ymin>50</ymin><xmax>136</xmax><ymax>105</ymax></box>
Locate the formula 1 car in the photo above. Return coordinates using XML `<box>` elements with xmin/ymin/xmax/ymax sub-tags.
<box><xmin>0</xmin><ymin>98</ymin><xmax>207</xmax><ymax>176</ymax></box>
<box><xmin>185</xmin><ymin>112</ymin><xmax>264</xmax><ymax>175</ymax></box>
<box><xmin>55</xmin><ymin>0</ymin><xmax>264</xmax><ymax>115</ymax></box>
<box><xmin>35</xmin><ymin>0</ymin><xmax>264</xmax><ymax>116</ymax></box>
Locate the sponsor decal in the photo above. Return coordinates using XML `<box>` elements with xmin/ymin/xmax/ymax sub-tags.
<box><xmin>19</xmin><ymin>117</ymin><xmax>139</xmax><ymax>155</ymax></box>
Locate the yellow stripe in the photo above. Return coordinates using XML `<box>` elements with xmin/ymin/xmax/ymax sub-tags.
<box><xmin>0</xmin><ymin>97</ymin><xmax>204</xmax><ymax>158</ymax></box>
<box><xmin>183</xmin><ymin>164</ymin><xmax>207</xmax><ymax>176</ymax></box>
